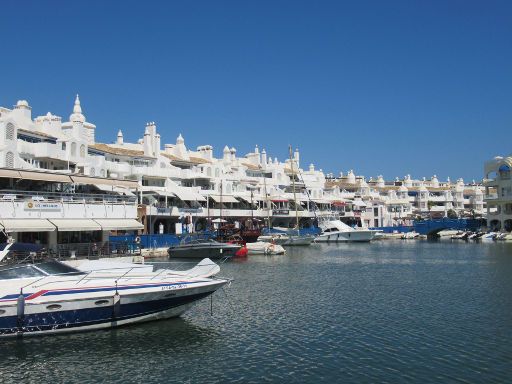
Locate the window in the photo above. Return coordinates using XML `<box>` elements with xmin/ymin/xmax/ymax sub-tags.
<box><xmin>5</xmin><ymin>123</ymin><xmax>14</xmax><ymax>140</ymax></box>
<box><xmin>5</xmin><ymin>152</ymin><xmax>14</xmax><ymax>168</ymax></box>
<box><xmin>499</xmin><ymin>165</ymin><xmax>511</xmax><ymax>180</ymax></box>
<box><xmin>71</xmin><ymin>142</ymin><xmax>77</xmax><ymax>156</ymax></box>
<box><xmin>90</xmin><ymin>168</ymin><xmax>95</xmax><ymax>176</ymax></box>
<box><xmin>80</xmin><ymin>144</ymin><xmax>85</xmax><ymax>158</ymax></box>
<box><xmin>62</xmin><ymin>142</ymin><xmax>67</xmax><ymax>151</ymax></box>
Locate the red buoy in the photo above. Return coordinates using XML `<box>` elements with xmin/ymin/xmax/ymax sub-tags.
<box><xmin>235</xmin><ymin>245</ymin><xmax>248</xmax><ymax>257</ymax></box>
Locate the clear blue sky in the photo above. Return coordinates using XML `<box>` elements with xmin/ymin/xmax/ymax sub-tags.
<box><xmin>1</xmin><ymin>0</ymin><xmax>511</xmax><ymax>181</ymax></box>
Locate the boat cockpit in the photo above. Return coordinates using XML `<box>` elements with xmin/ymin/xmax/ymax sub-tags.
<box><xmin>0</xmin><ymin>260</ymin><xmax>84</xmax><ymax>280</ymax></box>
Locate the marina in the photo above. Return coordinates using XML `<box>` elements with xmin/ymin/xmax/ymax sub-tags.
<box><xmin>1</xmin><ymin>1</ymin><xmax>511</xmax><ymax>382</ymax></box>
<box><xmin>1</xmin><ymin>241</ymin><xmax>512</xmax><ymax>383</ymax></box>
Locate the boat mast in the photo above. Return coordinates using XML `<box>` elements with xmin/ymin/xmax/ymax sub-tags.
<box><xmin>289</xmin><ymin>145</ymin><xmax>299</xmax><ymax>230</ymax></box>
<box><xmin>263</xmin><ymin>173</ymin><xmax>270</xmax><ymax>229</ymax></box>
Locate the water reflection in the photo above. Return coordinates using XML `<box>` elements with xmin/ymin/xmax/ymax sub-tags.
<box><xmin>1</xmin><ymin>241</ymin><xmax>512</xmax><ymax>383</ymax></box>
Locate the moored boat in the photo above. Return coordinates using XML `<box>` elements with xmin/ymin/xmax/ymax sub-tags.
<box><xmin>0</xmin><ymin>258</ymin><xmax>228</xmax><ymax>337</ymax></box>
<box><xmin>246</xmin><ymin>241</ymin><xmax>286</xmax><ymax>255</ymax></box>
<box><xmin>315</xmin><ymin>220</ymin><xmax>377</xmax><ymax>243</ymax></box>
<box><xmin>168</xmin><ymin>239</ymin><xmax>240</xmax><ymax>259</ymax></box>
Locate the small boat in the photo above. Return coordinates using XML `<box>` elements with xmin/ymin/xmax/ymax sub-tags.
<box><xmin>450</xmin><ymin>231</ymin><xmax>469</xmax><ymax>240</ymax></box>
<box><xmin>0</xmin><ymin>258</ymin><xmax>228</xmax><ymax>337</ymax></box>
<box><xmin>168</xmin><ymin>239</ymin><xmax>240</xmax><ymax>259</ymax></box>
<box><xmin>496</xmin><ymin>232</ymin><xmax>512</xmax><ymax>241</ymax></box>
<box><xmin>315</xmin><ymin>220</ymin><xmax>377</xmax><ymax>243</ymax></box>
<box><xmin>246</xmin><ymin>241</ymin><xmax>286</xmax><ymax>255</ymax></box>
<box><xmin>401</xmin><ymin>231</ymin><xmax>419</xmax><ymax>240</ymax></box>
<box><xmin>437</xmin><ymin>229</ymin><xmax>460</xmax><ymax>238</ymax></box>
<box><xmin>282</xmin><ymin>233</ymin><xmax>315</xmax><ymax>246</ymax></box>
<box><xmin>257</xmin><ymin>230</ymin><xmax>314</xmax><ymax>246</ymax></box>
<box><xmin>481</xmin><ymin>232</ymin><xmax>497</xmax><ymax>241</ymax></box>
<box><xmin>257</xmin><ymin>233</ymin><xmax>290</xmax><ymax>245</ymax></box>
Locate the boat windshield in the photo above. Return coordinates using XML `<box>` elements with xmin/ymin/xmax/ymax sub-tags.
<box><xmin>0</xmin><ymin>265</ymin><xmax>45</xmax><ymax>280</ymax></box>
<box><xmin>34</xmin><ymin>261</ymin><xmax>83</xmax><ymax>276</ymax></box>
<box><xmin>0</xmin><ymin>260</ymin><xmax>84</xmax><ymax>280</ymax></box>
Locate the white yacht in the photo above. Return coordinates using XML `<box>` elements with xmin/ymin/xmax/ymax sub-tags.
<box><xmin>315</xmin><ymin>220</ymin><xmax>377</xmax><ymax>243</ymax></box>
<box><xmin>0</xmin><ymin>258</ymin><xmax>228</xmax><ymax>337</ymax></box>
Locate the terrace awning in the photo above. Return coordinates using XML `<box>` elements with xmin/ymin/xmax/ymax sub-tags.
<box><xmin>49</xmin><ymin>219</ymin><xmax>102</xmax><ymax>232</ymax></box>
<box><xmin>0</xmin><ymin>169</ymin><xmax>22</xmax><ymax>179</ymax></box>
<box><xmin>93</xmin><ymin>219</ymin><xmax>143</xmax><ymax>231</ymax></box>
<box><xmin>19</xmin><ymin>171</ymin><xmax>72</xmax><ymax>183</ymax></box>
<box><xmin>208</xmin><ymin>195</ymin><xmax>239</xmax><ymax>203</ymax></box>
<box><xmin>70</xmin><ymin>175</ymin><xmax>138</xmax><ymax>189</ymax></box>
<box><xmin>172</xmin><ymin>187</ymin><xmax>206</xmax><ymax>201</ymax></box>
<box><xmin>0</xmin><ymin>219</ymin><xmax>55</xmax><ymax>232</ymax></box>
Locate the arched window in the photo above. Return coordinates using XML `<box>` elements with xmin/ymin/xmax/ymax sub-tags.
<box><xmin>62</xmin><ymin>142</ymin><xmax>67</xmax><ymax>151</ymax></box>
<box><xmin>215</xmin><ymin>169</ymin><xmax>220</xmax><ymax>177</ymax></box>
<box><xmin>71</xmin><ymin>142</ymin><xmax>77</xmax><ymax>156</ymax></box>
<box><xmin>5</xmin><ymin>123</ymin><xmax>14</xmax><ymax>141</ymax></box>
<box><xmin>90</xmin><ymin>168</ymin><xmax>95</xmax><ymax>176</ymax></box>
<box><xmin>5</xmin><ymin>152</ymin><xmax>14</xmax><ymax>168</ymax></box>
<box><xmin>100</xmin><ymin>169</ymin><xmax>105</xmax><ymax>177</ymax></box>
<box><xmin>80</xmin><ymin>144</ymin><xmax>85</xmax><ymax>158</ymax></box>
<box><xmin>206</xmin><ymin>167</ymin><xmax>212</xmax><ymax>177</ymax></box>
<box><xmin>499</xmin><ymin>164</ymin><xmax>510</xmax><ymax>180</ymax></box>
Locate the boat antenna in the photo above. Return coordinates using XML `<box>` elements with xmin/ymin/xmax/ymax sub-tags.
<box><xmin>263</xmin><ymin>171</ymin><xmax>270</xmax><ymax>229</ymax></box>
<box><xmin>289</xmin><ymin>145</ymin><xmax>299</xmax><ymax>230</ymax></box>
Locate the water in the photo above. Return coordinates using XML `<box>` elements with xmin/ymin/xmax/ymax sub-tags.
<box><xmin>2</xmin><ymin>241</ymin><xmax>512</xmax><ymax>383</ymax></box>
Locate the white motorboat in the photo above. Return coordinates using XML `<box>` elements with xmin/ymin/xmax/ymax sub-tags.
<box><xmin>0</xmin><ymin>258</ymin><xmax>228</xmax><ymax>337</ymax></box>
<box><xmin>315</xmin><ymin>220</ymin><xmax>377</xmax><ymax>243</ymax></box>
<box><xmin>257</xmin><ymin>234</ymin><xmax>289</xmax><ymax>245</ymax></box>
<box><xmin>496</xmin><ymin>232</ymin><xmax>512</xmax><ymax>241</ymax></box>
<box><xmin>450</xmin><ymin>231</ymin><xmax>469</xmax><ymax>240</ymax></box>
<box><xmin>481</xmin><ymin>232</ymin><xmax>497</xmax><ymax>241</ymax></box>
<box><xmin>257</xmin><ymin>231</ymin><xmax>315</xmax><ymax>246</ymax></box>
<box><xmin>437</xmin><ymin>229</ymin><xmax>460</xmax><ymax>238</ymax></box>
<box><xmin>401</xmin><ymin>231</ymin><xmax>419</xmax><ymax>239</ymax></box>
<box><xmin>245</xmin><ymin>241</ymin><xmax>285</xmax><ymax>255</ymax></box>
<box><xmin>282</xmin><ymin>233</ymin><xmax>315</xmax><ymax>246</ymax></box>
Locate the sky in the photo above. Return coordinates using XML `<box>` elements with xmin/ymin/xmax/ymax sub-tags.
<box><xmin>1</xmin><ymin>0</ymin><xmax>511</xmax><ymax>182</ymax></box>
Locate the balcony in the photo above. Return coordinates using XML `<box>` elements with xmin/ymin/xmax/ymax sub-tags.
<box><xmin>0</xmin><ymin>190</ymin><xmax>137</xmax><ymax>220</ymax></box>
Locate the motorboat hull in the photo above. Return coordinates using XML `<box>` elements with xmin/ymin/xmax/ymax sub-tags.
<box><xmin>168</xmin><ymin>243</ymin><xmax>240</xmax><ymax>259</ymax></box>
<box><xmin>246</xmin><ymin>242</ymin><xmax>286</xmax><ymax>255</ymax></box>
<box><xmin>282</xmin><ymin>235</ymin><xmax>315</xmax><ymax>246</ymax></box>
<box><xmin>0</xmin><ymin>279</ymin><xmax>227</xmax><ymax>337</ymax></box>
<box><xmin>315</xmin><ymin>230</ymin><xmax>375</xmax><ymax>243</ymax></box>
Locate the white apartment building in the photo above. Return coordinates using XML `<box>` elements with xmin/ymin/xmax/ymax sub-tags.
<box><xmin>0</xmin><ymin>96</ymin><xmax>485</xmax><ymax>240</ymax></box>
<box><xmin>484</xmin><ymin>156</ymin><xmax>512</xmax><ymax>231</ymax></box>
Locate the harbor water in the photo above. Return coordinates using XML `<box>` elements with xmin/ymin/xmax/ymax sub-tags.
<box><xmin>2</xmin><ymin>240</ymin><xmax>512</xmax><ymax>383</ymax></box>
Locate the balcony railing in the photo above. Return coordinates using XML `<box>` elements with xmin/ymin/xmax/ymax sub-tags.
<box><xmin>0</xmin><ymin>189</ymin><xmax>136</xmax><ymax>205</ymax></box>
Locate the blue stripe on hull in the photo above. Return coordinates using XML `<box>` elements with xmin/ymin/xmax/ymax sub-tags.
<box><xmin>0</xmin><ymin>291</ymin><xmax>212</xmax><ymax>336</ymax></box>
